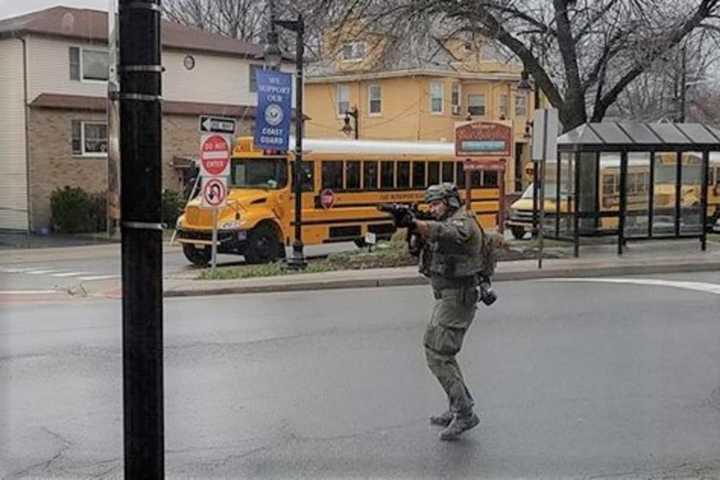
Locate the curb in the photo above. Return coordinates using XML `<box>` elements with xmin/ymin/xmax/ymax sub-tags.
<box><xmin>160</xmin><ymin>260</ymin><xmax>720</xmax><ymax>298</ymax></box>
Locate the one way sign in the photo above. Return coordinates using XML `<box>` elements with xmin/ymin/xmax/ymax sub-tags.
<box><xmin>199</xmin><ymin>115</ymin><xmax>236</xmax><ymax>135</ymax></box>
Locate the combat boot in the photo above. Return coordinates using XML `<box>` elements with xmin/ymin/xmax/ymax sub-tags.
<box><xmin>429</xmin><ymin>410</ymin><xmax>453</xmax><ymax>427</ymax></box>
<box><xmin>439</xmin><ymin>412</ymin><xmax>480</xmax><ymax>441</ymax></box>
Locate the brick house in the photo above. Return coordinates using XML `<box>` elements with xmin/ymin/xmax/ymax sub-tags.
<box><xmin>0</xmin><ymin>6</ymin><xmax>292</xmax><ymax>232</ymax></box>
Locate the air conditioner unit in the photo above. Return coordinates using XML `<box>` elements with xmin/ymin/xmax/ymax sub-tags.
<box><xmin>451</xmin><ymin>105</ymin><xmax>461</xmax><ymax>115</ymax></box>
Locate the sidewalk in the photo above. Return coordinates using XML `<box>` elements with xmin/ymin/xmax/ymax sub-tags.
<box><xmin>84</xmin><ymin>237</ymin><xmax>720</xmax><ymax>299</ymax></box>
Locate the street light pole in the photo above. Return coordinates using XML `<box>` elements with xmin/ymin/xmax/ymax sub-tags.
<box><xmin>273</xmin><ymin>15</ymin><xmax>306</xmax><ymax>269</ymax></box>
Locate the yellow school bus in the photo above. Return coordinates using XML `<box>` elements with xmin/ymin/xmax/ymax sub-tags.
<box><xmin>176</xmin><ymin>137</ymin><xmax>501</xmax><ymax>265</ymax></box>
<box><xmin>506</xmin><ymin>152</ymin><xmax>720</xmax><ymax>239</ymax></box>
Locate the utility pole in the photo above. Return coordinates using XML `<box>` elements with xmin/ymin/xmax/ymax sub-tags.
<box><xmin>119</xmin><ymin>0</ymin><xmax>164</xmax><ymax>477</ymax></box>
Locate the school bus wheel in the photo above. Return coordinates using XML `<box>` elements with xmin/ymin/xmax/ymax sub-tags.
<box><xmin>510</xmin><ymin>225</ymin><xmax>527</xmax><ymax>240</ymax></box>
<box><xmin>182</xmin><ymin>243</ymin><xmax>211</xmax><ymax>267</ymax></box>
<box><xmin>244</xmin><ymin>222</ymin><xmax>283</xmax><ymax>264</ymax></box>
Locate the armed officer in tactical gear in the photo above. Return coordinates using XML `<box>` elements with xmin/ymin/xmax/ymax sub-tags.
<box><xmin>396</xmin><ymin>183</ymin><xmax>483</xmax><ymax>441</ymax></box>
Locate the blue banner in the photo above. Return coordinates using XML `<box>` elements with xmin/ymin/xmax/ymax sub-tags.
<box><xmin>254</xmin><ymin>69</ymin><xmax>292</xmax><ymax>151</ymax></box>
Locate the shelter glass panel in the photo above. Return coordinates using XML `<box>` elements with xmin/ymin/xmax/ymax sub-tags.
<box><xmin>653</xmin><ymin>152</ymin><xmax>677</xmax><ymax>236</ymax></box>
<box><xmin>649</xmin><ymin>124</ymin><xmax>692</xmax><ymax>144</ymax></box>
<box><xmin>624</xmin><ymin>153</ymin><xmax>651</xmax><ymax>238</ymax></box>
<box><xmin>591</xmin><ymin>123</ymin><xmax>632</xmax><ymax>144</ymax></box>
<box><xmin>577</xmin><ymin>152</ymin><xmax>598</xmax><ymax>234</ymax></box>
<box><xmin>558</xmin><ymin>152</ymin><xmax>575</xmax><ymax>237</ymax></box>
<box><xmin>616</xmin><ymin>123</ymin><xmax>661</xmax><ymax>145</ymax></box>
<box><xmin>680</xmin><ymin>152</ymin><xmax>703</xmax><ymax>234</ymax></box>
<box><xmin>542</xmin><ymin>156</ymin><xmax>559</xmax><ymax>234</ymax></box>
<box><xmin>676</xmin><ymin>124</ymin><xmax>718</xmax><ymax>144</ymax></box>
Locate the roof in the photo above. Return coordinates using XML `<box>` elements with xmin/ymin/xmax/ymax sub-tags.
<box><xmin>30</xmin><ymin>93</ymin><xmax>258</xmax><ymax>118</ymax></box>
<box><xmin>296</xmin><ymin>137</ymin><xmax>454</xmax><ymax>156</ymax></box>
<box><xmin>557</xmin><ymin>122</ymin><xmax>720</xmax><ymax>151</ymax></box>
<box><xmin>0</xmin><ymin>6</ymin><xmax>264</xmax><ymax>59</ymax></box>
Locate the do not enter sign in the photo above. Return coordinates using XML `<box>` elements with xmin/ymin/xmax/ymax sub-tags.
<box><xmin>200</xmin><ymin>134</ymin><xmax>231</xmax><ymax>177</ymax></box>
<box><xmin>202</xmin><ymin>177</ymin><xmax>227</xmax><ymax>208</ymax></box>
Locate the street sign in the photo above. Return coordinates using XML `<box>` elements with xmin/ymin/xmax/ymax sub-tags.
<box><xmin>463</xmin><ymin>158</ymin><xmax>506</xmax><ymax>171</ymax></box>
<box><xmin>199</xmin><ymin>115</ymin><xmax>236</xmax><ymax>135</ymax></box>
<box><xmin>200</xmin><ymin>134</ymin><xmax>231</xmax><ymax>177</ymax></box>
<box><xmin>454</xmin><ymin>120</ymin><xmax>513</xmax><ymax>158</ymax></box>
<box><xmin>531</xmin><ymin>108</ymin><xmax>560</xmax><ymax>161</ymax></box>
<box><xmin>254</xmin><ymin>69</ymin><xmax>293</xmax><ymax>150</ymax></box>
<box><xmin>319</xmin><ymin>189</ymin><xmax>336</xmax><ymax>209</ymax></box>
<box><xmin>201</xmin><ymin>176</ymin><xmax>227</xmax><ymax>208</ymax></box>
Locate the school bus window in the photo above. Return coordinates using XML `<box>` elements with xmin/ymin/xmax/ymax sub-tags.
<box><xmin>345</xmin><ymin>161</ymin><xmax>361</xmax><ymax>190</ymax></box>
<box><xmin>363</xmin><ymin>161</ymin><xmax>379</xmax><ymax>189</ymax></box>
<box><xmin>322</xmin><ymin>160</ymin><xmax>343</xmax><ymax>190</ymax></box>
<box><xmin>428</xmin><ymin>162</ymin><xmax>440</xmax><ymax>185</ymax></box>
<box><xmin>230</xmin><ymin>157</ymin><xmax>287</xmax><ymax>189</ymax></box>
<box><xmin>441</xmin><ymin>161</ymin><xmax>454</xmax><ymax>183</ymax></box>
<box><xmin>381</xmin><ymin>161</ymin><xmax>394</xmax><ymax>188</ymax></box>
<box><xmin>602</xmin><ymin>174</ymin><xmax>617</xmax><ymax>195</ymax></box>
<box><xmin>470</xmin><ymin>170</ymin><xmax>483</xmax><ymax>188</ymax></box>
<box><xmin>412</xmin><ymin>162</ymin><xmax>426</xmax><ymax>188</ymax></box>
<box><xmin>291</xmin><ymin>161</ymin><xmax>314</xmax><ymax>192</ymax></box>
<box><xmin>483</xmin><ymin>170</ymin><xmax>498</xmax><ymax>187</ymax></box>
<box><xmin>456</xmin><ymin>162</ymin><xmax>465</xmax><ymax>184</ymax></box>
<box><xmin>397</xmin><ymin>161</ymin><xmax>410</xmax><ymax>188</ymax></box>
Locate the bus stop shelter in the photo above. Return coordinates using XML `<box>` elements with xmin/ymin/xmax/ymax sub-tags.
<box><xmin>541</xmin><ymin>122</ymin><xmax>720</xmax><ymax>256</ymax></box>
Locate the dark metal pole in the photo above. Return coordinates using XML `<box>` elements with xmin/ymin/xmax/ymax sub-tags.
<box><xmin>619</xmin><ymin>152</ymin><xmax>628</xmax><ymax>255</ymax></box>
<box><xmin>290</xmin><ymin>15</ymin><xmax>306</xmax><ymax>269</ymax></box>
<box><xmin>675</xmin><ymin>152</ymin><xmax>682</xmax><ymax>237</ymax></box>
<box><xmin>649</xmin><ymin>152</ymin><xmax>655</xmax><ymax>238</ymax></box>
<box><xmin>679</xmin><ymin>45</ymin><xmax>687</xmax><ymax>122</ymax></box>
<box><xmin>119</xmin><ymin>0</ymin><xmax>164</xmax><ymax>477</ymax></box>
<box><xmin>573</xmin><ymin>151</ymin><xmax>580</xmax><ymax>257</ymax></box>
<box><xmin>354</xmin><ymin>108</ymin><xmax>359</xmax><ymax>140</ymax></box>
<box><xmin>701</xmin><ymin>150</ymin><xmax>709</xmax><ymax>250</ymax></box>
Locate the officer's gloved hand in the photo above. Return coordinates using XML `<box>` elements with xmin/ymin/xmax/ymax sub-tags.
<box><xmin>397</xmin><ymin>210</ymin><xmax>416</xmax><ymax>228</ymax></box>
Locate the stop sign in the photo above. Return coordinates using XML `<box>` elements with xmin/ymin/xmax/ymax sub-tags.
<box><xmin>200</xmin><ymin>134</ymin><xmax>231</xmax><ymax>177</ymax></box>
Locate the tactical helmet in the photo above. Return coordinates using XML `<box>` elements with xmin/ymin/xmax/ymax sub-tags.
<box><xmin>425</xmin><ymin>183</ymin><xmax>461</xmax><ymax>209</ymax></box>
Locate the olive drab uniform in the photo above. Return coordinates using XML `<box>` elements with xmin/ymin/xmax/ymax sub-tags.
<box><xmin>420</xmin><ymin>205</ymin><xmax>484</xmax><ymax>418</ymax></box>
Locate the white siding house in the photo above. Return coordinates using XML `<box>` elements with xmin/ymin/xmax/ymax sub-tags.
<box><xmin>0</xmin><ymin>6</ymin><xmax>293</xmax><ymax>232</ymax></box>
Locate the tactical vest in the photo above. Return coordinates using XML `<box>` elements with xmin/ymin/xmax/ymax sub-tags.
<box><xmin>428</xmin><ymin>207</ymin><xmax>484</xmax><ymax>279</ymax></box>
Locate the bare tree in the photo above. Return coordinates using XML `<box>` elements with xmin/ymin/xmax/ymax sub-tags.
<box><xmin>163</xmin><ymin>0</ymin><xmax>268</xmax><ymax>42</ymax></box>
<box><xmin>298</xmin><ymin>0</ymin><xmax>720</xmax><ymax>131</ymax></box>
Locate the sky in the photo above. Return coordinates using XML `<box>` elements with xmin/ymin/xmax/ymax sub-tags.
<box><xmin>0</xmin><ymin>0</ymin><xmax>109</xmax><ymax>19</ymax></box>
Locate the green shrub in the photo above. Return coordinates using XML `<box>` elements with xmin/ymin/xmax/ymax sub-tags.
<box><xmin>50</xmin><ymin>186</ymin><xmax>95</xmax><ymax>233</ymax></box>
<box><xmin>162</xmin><ymin>189</ymin><xmax>184</xmax><ymax>227</ymax></box>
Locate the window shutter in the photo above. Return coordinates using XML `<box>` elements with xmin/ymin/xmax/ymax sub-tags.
<box><xmin>71</xmin><ymin>120</ymin><xmax>82</xmax><ymax>154</ymax></box>
<box><xmin>69</xmin><ymin>47</ymin><xmax>80</xmax><ymax>80</ymax></box>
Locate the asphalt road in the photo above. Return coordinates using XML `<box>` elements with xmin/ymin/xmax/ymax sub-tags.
<box><xmin>1</xmin><ymin>272</ymin><xmax>720</xmax><ymax>479</ymax></box>
<box><xmin>0</xmin><ymin>242</ymin><xmax>358</xmax><ymax>292</ymax></box>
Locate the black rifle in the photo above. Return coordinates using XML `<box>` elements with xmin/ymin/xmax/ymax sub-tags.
<box><xmin>377</xmin><ymin>203</ymin><xmax>432</xmax><ymax>256</ymax></box>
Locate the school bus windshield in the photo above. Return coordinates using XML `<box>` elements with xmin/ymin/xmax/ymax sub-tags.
<box><xmin>230</xmin><ymin>157</ymin><xmax>288</xmax><ymax>189</ymax></box>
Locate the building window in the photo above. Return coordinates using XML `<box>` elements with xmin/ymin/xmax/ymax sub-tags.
<box><xmin>72</xmin><ymin>120</ymin><xmax>108</xmax><ymax>156</ymax></box>
<box><xmin>337</xmin><ymin>84</ymin><xmax>350</xmax><ymax>116</ymax></box>
<box><xmin>499</xmin><ymin>94</ymin><xmax>509</xmax><ymax>118</ymax></box>
<box><xmin>515</xmin><ymin>95</ymin><xmax>528</xmax><ymax>116</ymax></box>
<box><xmin>468</xmin><ymin>94</ymin><xmax>486</xmax><ymax>116</ymax></box>
<box><xmin>70</xmin><ymin>47</ymin><xmax>109</xmax><ymax>82</ymax></box>
<box><xmin>430</xmin><ymin>81</ymin><xmax>444</xmax><ymax>114</ymax></box>
<box><xmin>451</xmin><ymin>82</ymin><xmax>461</xmax><ymax>115</ymax></box>
<box><xmin>342</xmin><ymin>41</ymin><xmax>367</xmax><ymax>61</ymax></box>
<box><xmin>368</xmin><ymin>84</ymin><xmax>382</xmax><ymax>115</ymax></box>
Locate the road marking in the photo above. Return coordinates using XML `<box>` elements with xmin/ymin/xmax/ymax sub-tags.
<box><xmin>25</xmin><ymin>269</ymin><xmax>62</xmax><ymax>275</ymax></box>
<box><xmin>0</xmin><ymin>290</ymin><xmax>62</xmax><ymax>295</ymax></box>
<box><xmin>0</xmin><ymin>267</ymin><xmax>48</xmax><ymax>273</ymax></box>
<box><xmin>51</xmin><ymin>271</ymin><xmax>94</xmax><ymax>277</ymax></box>
<box><xmin>540</xmin><ymin>278</ymin><xmax>720</xmax><ymax>295</ymax></box>
<box><xmin>78</xmin><ymin>275</ymin><xmax>120</xmax><ymax>281</ymax></box>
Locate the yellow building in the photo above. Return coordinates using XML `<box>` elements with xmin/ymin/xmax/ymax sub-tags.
<box><xmin>304</xmin><ymin>32</ymin><xmax>537</xmax><ymax>193</ymax></box>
